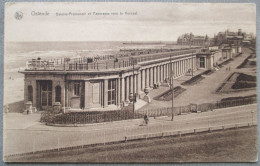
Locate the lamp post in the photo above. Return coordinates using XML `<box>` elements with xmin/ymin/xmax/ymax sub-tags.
<box><xmin>129</xmin><ymin>56</ymin><xmax>135</xmax><ymax>113</ymax></box>
<box><xmin>170</xmin><ymin>54</ymin><xmax>174</xmax><ymax>121</ymax></box>
<box><xmin>192</xmin><ymin>52</ymin><xmax>194</xmax><ymax>78</ymax></box>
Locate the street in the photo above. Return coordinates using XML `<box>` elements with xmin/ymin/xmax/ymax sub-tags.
<box><xmin>3</xmin><ymin>104</ymin><xmax>257</xmax><ymax>156</ymax></box>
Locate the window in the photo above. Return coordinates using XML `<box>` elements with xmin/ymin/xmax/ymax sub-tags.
<box><xmin>74</xmin><ymin>82</ymin><xmax>80</xmax><ymax>96</ymax></box>
<box><xmin>55</xmin><ymin>86</ymin><xmax>61</xmax><ymax>102</ymax></box>
<box><xmin>108</xmin><ymin>79</ymin><xmax>116</xmax><ymax>105</ymax></box>
<box><xmin>200</xmin><ymin>57</ymin><xmax>205</xmax><ymax>68</ymax></box>
<box><xmin>28</xmin><ymin>86</ymin><xmax>33</xmax><ymax>101</ymax></box>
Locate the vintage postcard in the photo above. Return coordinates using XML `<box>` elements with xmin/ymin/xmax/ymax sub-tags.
<box><xmin>3</xmin><ymin>2</ymin><xmax>257</xmax><ymax>163</ymax></box>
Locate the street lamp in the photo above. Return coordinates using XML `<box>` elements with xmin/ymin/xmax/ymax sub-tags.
<box><xmin>129</xmin><ymin>56</ymin><xmax>136</xmax><ymax>113</ymax></box>
<box><xmin>170</xmin><ymin>54</ymin><xmax>174</xmax><ymax>121</ymax></box>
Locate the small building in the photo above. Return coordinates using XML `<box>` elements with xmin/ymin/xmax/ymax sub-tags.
<box><xmin>196</xmin><ymin>51</ymin><xmax>215</xmax><ymax>70</ymax></box>
<box><xmin>221</xmin><ymin>47</ymin><xmax>232</xmax><ymax>60</ymax></box>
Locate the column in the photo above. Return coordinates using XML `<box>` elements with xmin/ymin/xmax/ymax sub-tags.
<box><xmin>178</xmin><ymin>61</ymin><xmax>180</xmax><ymax>76</ymax></box>
<box><xmin>173</xmin><ymin>62</ymin><xmax>175</xmax><ymax>77</ymax></box>
<box><xmin>164</xmin><ymin>64</ymin><xmax>167</xmax><ymax>81</ymax></box>
<box><xmin>157</xmin><ymin>66</ymin><xmax>159</xmax><ymax>83</ymax></box>
<box><xmin>194</xmin><ymin>56</ymin><xmax>196</xmax><ymax>70</ymax></box>
<box><xmin>182</xmin><ymin>60</ymin><xmax>184</xmax><ymax>75</ymax></box>
<box><xmin>66</xmin><ymin>80</ymin><xmax>69</xmax><ymax>107</ymax></box>
<box><xmin>145</xmin><ymin>69</ymin><xmax>149</xmax><ymax>88</ymax></box>
<box><xmin>129</xmin><ymin>75</ymin><xmax>133</xmax><ymax>94</ymax></box>
<box><xmin>188</xmin><ymin>58</ymin><xmax>190</xmax><ymax>69</ymax></box>
<box><xmin>168</xmin><ymin>63</ymin><xmax>171</xmax><ymax>79</ymax></box>
<box><xmin>150</xmin><ymin>67</ymin><xmax>153</xmax><ymax>87</ymax></box>
<box><xmin>103</xmin><ymin>79</ymin><xmax>108</xmax><ymax>107</ymax></box>
<box><xmin>171</xmin><ymin>62</ymin><xmax>174</xmax><ymax>78</ymax></box>
<box><xmin>133</xmin><ymin>74</ymin><xmax>136</xmax><ymax>94</ymax></box>
<box><xmin>125</xmin><ymin>77</ymin><xmax>129</xmax><ymax>102</ymax></box>
<box><xmin>182</xmin><ymin>60</ymin><xmax>184</xmax><ymax>74</ymax></box>
<box><xmin>178</xmin><ymin>60</ymin><xmax>181</xmax><ymax>76</ymax></box>
<box><xmin>117</xmin><ymin>78</ymin><xmax>120</xmax><ymax>105</ymax></box>
<box><xmin>162</xmin><ymin>65</ymin><xmax>164</xmax><ymax>82</ymax></box>
<box><xmin>121</xmin><ymin>77</ymin><xmax>125</xmax><ymax>103</ymax></box>
<box><xmin>32</xmin><ymin>80</ymin><xmax>37</xmax><ymax>107</ymax></box>
<box><xmin>186</xmin><ymin>59</ymin><xmax>188</xmax><ymax>73</ymax></box>
<box><xmin>160</xmin><ymin>65</ymin><xmax>163</xmax><ymax>82</ymax></box>
<box><xmin>180</xmin><ymin>61</ymin><xmax>182</xmax><ymax>76</ymax></box>
<box><xmin>154</xmin><ymin>66</ymin><xmax>157</xmax><ymax>84</ymax></box>
<box><xmin>137</xmin><ymin>73</ymin><xmax>141</xmax><ymax>95</ymax></box>
<box><xmin>157</xmin><ymin>65</ymin><xmax>161</xmax><ymax>82</ymax></box>
<box><xmin>165</xmin><ymin>63</ymin><xmax>168</xmax><ymax>79</ymax></box>
<box><xmin>141</xmin><ymin>70</ymin><xmax>145</xmax><ymax>91</ymax></box>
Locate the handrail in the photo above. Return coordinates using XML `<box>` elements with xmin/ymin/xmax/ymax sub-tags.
<box><xmin>25</xmin><ymin>49</ymin><xmax>199</xmax><ymax>71</ymax></box>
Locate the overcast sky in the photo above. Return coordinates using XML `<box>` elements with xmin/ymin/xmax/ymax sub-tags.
<box><xmin>5</xmin><ymin>2</ymin><xmax>256</xmax><ymax>42</ymax></box>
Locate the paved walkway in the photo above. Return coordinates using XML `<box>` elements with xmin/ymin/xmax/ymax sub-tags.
<box><xmin>141</xmin><ymin>48</ymin><xmax>256</xmax><ymax>109</ymax></box>
<box><xmin>3</xmin><ymin>104</ymin><xmax>257</xmax><ymax>156</ymax></box>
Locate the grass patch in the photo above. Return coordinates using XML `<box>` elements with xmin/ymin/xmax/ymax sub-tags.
<box><xmin>5</xmin><ymin>127</ymin><xmax>257</xmax><ymax>163</ymax></box>
<box><xmin>218</xmin><ymin>59</ymin><xmax>233</xmax><ymax>68</ymax></box>
<box><xmin>181</xmin><ymin>74</ymin><xmax>205</xmax><ymax>86</ymax></box>
<box><xmin>216</xmin><ymin>72</ymin><xmax>256</xmax><ymax>93</ymax></box>
<box><xmin>220</xmin><ymin>94</ymin><xmax>256</xmax><ymax>102</ymax></box>
<box><xmin>231</xmin><ymin>73</ymin><xmax>256</xmax><ymax>89</ymax></box>
<box><xmin>201</xmin><ymin>69</ymin><xmax>215</xmax><ymax>75</ymax></box>
<box><xmin>153</xmin><ymin>86</ymin><xmax>186</xmax><ymax>101</ymax></box>
<box><xmin>237</xmin><ymin>54</ymin><xmax>256</xmax><ymax>69</ymax></box>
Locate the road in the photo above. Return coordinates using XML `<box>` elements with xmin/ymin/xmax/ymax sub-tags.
<box><xmin>3</xmin><ymin>104</ymin><xmax>257</xmax><ymax>156</ymax></box>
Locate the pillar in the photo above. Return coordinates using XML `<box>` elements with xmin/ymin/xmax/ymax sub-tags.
<box><xmin>129</xmin><ymin>75</ymin><xmax>133</xmax><ymax>94</ymax></box>
<box><xmin>103</xmin><ymin>79</ymin><xmax>108</xmax><ymax>107</ymax></box>
<box><xmin>121</xmin><ymin>77</ymin><xmax>125</xmax><ymax>103</ymax></box>
<box><xmin>173</xmin><ymin>62</ymin><xmax>175</xmax><ymax>77</ymax></box>
<box><xmin>31</xmin><ymin>80</ymin><xmax>37</xmax><ymax>108</ymax></box>
<box><xmin>176</xmin><ymin>61</ymin><xmax>178</xmax><ymax>77</ymax></box>
<box><xmin>179</xmin><ymin>61</ymin><xmax>182</xmax><ymax>76</ymax></box>
<box><xmin>141</xmin><ymin>70</ymin><xmax>145</xmax><ymax>91</ymax></box>
<box><xmin>145</xmin><ymin>69</ymin><xmax>149</xmax><ymax>88</ymax></box>
<box><xmin>153</xmin><ymin>66</ymin><xmax>156</xmax><ymax>84</ymax></box>
<box><xmin>125</xmin><ymin>77</ymin><xmax>129</xmax><ymax>102</ymax></box>
<box><xmin>165</xmin><ymin>63</ymin><xmax>168</xmax><ymax>79</ymax></box>
<box><xmin>181</xmin><ymin>60</ymin><xmax>184</xmax><ymax>75</ymax></box>
<box><xmin>165</xmin><ymin>64</ymin><xmax>167</xmax><ymax>81</ymax></box>
<box><xmin>150</xmin><ymin>67</ymin><xmax>153</xmax><ymax>87</ymax></box>
<box><xmin>137</xmin><ymin>73</ymin><xmax>141</xmax><ymax>95</ymax></box>
<box><xmin>117</xmin><ymin>78</ymin><xmax>120</xmax><ymax>105</ymax></box>
<box><xmin>60</xmin><ymin>80</ymin><xmax>66</xmax><ymax>107</ymax></box>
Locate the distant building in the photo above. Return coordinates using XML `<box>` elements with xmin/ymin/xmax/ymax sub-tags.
<box><xmin>177</xmin><ymin>33</ymin><xmax>210</xmax><ymax>46</ymax></box>
<box><xmin>213</xmin><ymin>29</ymin><xmax>247</xmax><ymax>46</ymax></box>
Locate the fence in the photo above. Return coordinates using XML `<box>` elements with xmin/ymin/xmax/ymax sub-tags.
<box><xmin>139</xmin><ymin>96</ymin><xmax>256</xmax><ymax>117</ymax></box>
<box><xmin>25</xmin><ymin>49</ymin><xmax>198</xmax><ymax>71</ymax></box>
<box><xmin>41</xmin><ymin>96</ymin><xmax>256</xmax><ymax>125</ymax></box>
<box><xmin>41</xmin><ymin>110</ymin><xmax>144</xmax><ymax>124</ymax></box>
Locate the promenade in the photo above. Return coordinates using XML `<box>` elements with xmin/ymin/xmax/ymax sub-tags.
<box><xmin>3</xmin><ymin>104</ymin><xmax>257</xmax><ymax>156</ymax></box>
<box><xmin>141</xmin><ymin>47</ymin><xmax>256</xmax><ymax>109</ymax></box>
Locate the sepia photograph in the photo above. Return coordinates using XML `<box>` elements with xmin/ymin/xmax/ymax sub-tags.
<box><xmin>3</xmin><ymin>2</ymin><xmax>258</xmax><ymax>163</ymax></box>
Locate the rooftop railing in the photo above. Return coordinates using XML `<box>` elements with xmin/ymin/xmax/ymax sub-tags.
<box><xmin>25</xmin><ymin>48</ymin><xmax>200</xmax><ymax>71</ymax></box>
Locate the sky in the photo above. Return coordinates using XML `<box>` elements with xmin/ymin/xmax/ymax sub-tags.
<box><xmin>5</xmin><ymin>2</ymin><xmax>256</xmax><ymax>42</ymax></box>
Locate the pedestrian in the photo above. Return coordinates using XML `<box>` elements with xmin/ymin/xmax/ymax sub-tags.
<box><xmin>144</xmin><ymin>114</ymin><xmax>149</xmax><ymax>125</ymax></box>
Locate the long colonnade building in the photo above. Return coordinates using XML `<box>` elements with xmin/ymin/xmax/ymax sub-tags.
<box><xmin>21</xmin><ymin>47</ymin><xmax>224</xmax><ymax>111</ymax></box>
